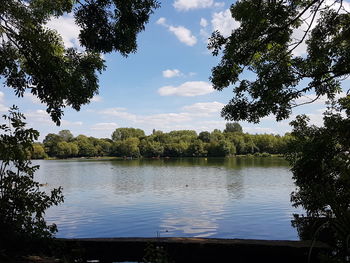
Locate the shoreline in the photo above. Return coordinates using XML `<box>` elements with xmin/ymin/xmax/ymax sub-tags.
<box><xmin>37</xmin><ymin>154</ymin><xmax>285</xmax><ymax>161</ymax></box>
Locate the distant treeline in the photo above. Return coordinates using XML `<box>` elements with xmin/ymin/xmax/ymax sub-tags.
<box><xmin>30</xmin><ymin>123</ymin><xmax>292</xmax><ymax>159</ymax></box>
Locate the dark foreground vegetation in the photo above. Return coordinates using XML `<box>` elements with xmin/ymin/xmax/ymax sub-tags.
<box><xmin>32</xmin><ymin>123</ymin><xmax>292</xmax><ymax>159</ymax></box>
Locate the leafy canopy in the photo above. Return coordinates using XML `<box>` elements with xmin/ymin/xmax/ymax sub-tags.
<box><xmin>209</xmin><ymin>0</ymin><xmax>350</xmax><ymax>122</ymax></box>
<box><xmin>224</xmin><ymin>122</ymin><xmax>243</xmax><ymax>133</ymax></box>
<box><xmin>0</xmin><ymin>0</ymin><xmax>160</xmax><ymax>124</ymax></box>
<box><xmin>285</xmin><ymin>98</ymin><xmax>350</xmax><ymax>259</ymax></box>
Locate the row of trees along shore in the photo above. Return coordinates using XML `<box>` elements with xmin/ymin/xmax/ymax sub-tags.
<box><xmin>32</xmin><ymin>123</ymin><xmax>292</xmax><ymax>159</ymax></box>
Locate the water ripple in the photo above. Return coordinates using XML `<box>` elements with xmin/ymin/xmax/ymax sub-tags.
<box><xmin>36</xmin><ymin>158</ymin><xmax>301</xmax><ymax>240</ymax></box>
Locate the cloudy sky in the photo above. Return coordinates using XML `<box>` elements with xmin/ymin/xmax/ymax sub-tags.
<box><xmin>0</xmin><ymin>0</ymin><xmax>348</xmax><ymax>140</ymax></box>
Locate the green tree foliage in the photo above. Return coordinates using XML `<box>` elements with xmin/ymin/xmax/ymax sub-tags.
<box><xmin>209</xmin><ymin>1</ymin><xmax>347</xmax><ymax>123</ymax></box>
<box><xmin>75</xmin><ymin>135</ymin><xmax>97</xmax><ymax>157</ymax></box>
<box><xmin>198</xmin><ymin>131</ymin><xmax>211</xmax><ymax>143</ymax></box>
<box><xmin>43</xmin><ymin>133</ymin><xmax>63</xmax><ymax>156</ymax></box>
<box><xmin>210</xmin><ymin>129</ymin><xmax>224</xmax><ymax>142</ymax></box>
<box><xmin>187</xmin><ymin>139</ymin><xmax>207</xmax><ymax>157</ymax></box>
<box><xmin>164</xmin><ymin>142</ymin><xmax>189</xmax><ymax>157</ymax></box>
<box><xmin>38</xmin><ymin>128</ymin><xmax>290</xmax><ymax>158</ymax></box>
<box><xmin>30</xmin><ymin>143</ymin><xmax>48</xmax><ymax>159</ymax></box>
<box><xmin>114</xmin><ymin>137</ymin><xmax>141</xmax><ymax>158</ymax></box>
<box><xmin>0</xmin><ymin>0</ymin><xmax>160</xmax><ymax>256</ymax></box>
<box><xmin>56</xmin><ymin>141</ymin><xmax>78</xmax><ymax>158</ymax></box>
<box><xmin>286</xmin><ymin>98</ymin><xmax>350</xmax><ymax>260</ymax></box>
<box><xmin>140</xmin><ymin>139</ymin><xmax>164</xmax><ymax>157</ymax></box>
<box><xmin>209</xmin><ymin>1</ymin><xmax>350</xmax><ymax>258</ymax></box>
<box><xmin>111</xmin><ymin>127</ymin><xmax>146</xmax><ymax>141</ymax></box>
<box><xmin>207</xmin><ymin>140</ymin><xmax>234</xmax><ymax>157</ymax></box>
<box><xmin>0</xmin><ymin>0</ymin><xmax>160</xmax><ymax>124</ymax></box>
<box><xmin>42</xmin><ymin>130</ymin><xmax>114</xmax><ymax>158</ymax></box>
<box><xmin>224</xmin><ymin>122</ymin><xmax>243</xmax><ymax>133</ymax></box>
<box><xmin>0</xmin><ymin>107</ymin><xmax>63</xmax><ymax>253</ymax></box>
<box><xmin>58</xmin><ymin>129</ymin><xmax>74</xmax><ymax>142</ymax></box>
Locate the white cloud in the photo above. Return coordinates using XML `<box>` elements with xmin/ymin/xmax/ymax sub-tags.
<box><xmin>94</xmin><ymin>101</ymin><xmax>299</xmax><ymax>135</ymax></box>
<box><xmin>61</xmin><ymin>120</ymin><xmax>83</xmax><ymax>126</ymax></box>
<box><xmin>98</xmin><ymin>108</ymin><xmax>192</xmax><ymax>129</ymax></box>
<box><xmin>46</xmin><ymin>13</ymin><xmax>81</xmax><ymax>49</ymax></box>
<box><xmin>25</xmin><ymin>110</ymin><xmax>52</xmax><ymax>125</ymax></box>
<box><xmin>156</xmin><ymin>17</ymin><xmax>197</xmax><ymax>46</ymax></box>
<box><xmin>158</xmin><ymin>81</ymin><xmax>214</xmax><ymax>96</ymax></box>
<box><xmin>91</xmin><ymin>122</ymin><xmax>118</xmax><ymax>131</ymax></box>
<box><xmin>0</xmin><ymin>92</ymin><xmax>5</xmax><ymax>102</ymax></box>
<box><xmin>90</xmin><ymin>95</ymin><xmax>103</xmax><ymax>102</ymax></box>
<box><xmin>211</xmin><ymin>9</ymin><xmax>239</xmax><ymax>37</ymax></box>
<box><xmin>168</xmin><ymin>25</ymin><xmax>197</xmax><ymax>46</ymax></box>
<box><xmin>213</xmin><ymin>2</ymin><xmax>225</xmax><ymax>8</ymax></box>
<box><xmin>163</xmin><ymin>69</ymin><xmax>182</xmax><ymax>78</ymax></box>
<box><xmin>24</xmin><ymin>110</ymin><xmax>83</xmax><ymax>128</ymax></box>
<box><xmin>96</xmin><ymin>101</ymin><xmax>226</xmax><ymax>132</ymax></box>
<box><xmin>139</xmin><ymin>113</ymin><xmax>192</xmax><ymax>125</ymax></box>
<box><xmin>99</xmin><ymin>108</ymin><xmax>137</xmax><ymax>121</ymax></box>
<box><xmin>199</xmin><ymin>17</ymin><xmax>211</xmax><ymax>43</ymax></box>
<box><xmin>200</xmin><ymin>18</ymin><xmax>208</xmax><ymax>27</ymax></box>
<box><xmin>0</xmin><ymin>105</ymin><xmax>8</xmax><ymax>113</ymax></box>
<box><xmin>0</xmin><ymin>92</ymin><xmax>9</xmax><ymax>112</ymax></box>
<box><xmin>200</xmin><ymin>28</ymin><xmax>210</xmax><ymax>43</ymax></box>
<box><xmin>173</xmin><ymin>0</ymin><xmax>214</xmax><ymax>11</ymax></box>
<box><xmin>156</xmin><ymin>17</ymin><xmax>167</xmax><ymax>26</ymax></box>
<box><xmin>182</xmin><ymin>101</ymin><xmax>224</xmax><ymax>113</ymax></box>
<box><xmin>24</xmin><ymin>93</ymin><xmax>42</xmax><ymax>105</ymax></box>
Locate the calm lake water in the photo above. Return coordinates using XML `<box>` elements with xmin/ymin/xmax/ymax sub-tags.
<box><xmin>34</xmin><ymin>157</ymin><xmax>302</xmax><ymax>240</ymax></box>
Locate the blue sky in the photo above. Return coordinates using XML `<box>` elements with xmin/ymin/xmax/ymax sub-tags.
<box><xmin>1</xmin><ymin>0</ymin><xmax>348</xmax><ymax>140</ymax></box>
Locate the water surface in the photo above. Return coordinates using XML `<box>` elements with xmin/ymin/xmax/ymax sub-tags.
<box><xmin>34</xmin><ymin>157</ymin><xmax>301</xmax><ymax>240</ymax></box>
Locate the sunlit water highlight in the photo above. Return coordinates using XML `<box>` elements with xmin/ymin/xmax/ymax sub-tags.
<box><xmin>34</xmin><ymin>157</ymin><xmax>302</xmax><ymax>240</ymax></box>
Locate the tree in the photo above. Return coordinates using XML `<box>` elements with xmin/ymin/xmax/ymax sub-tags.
<box><xmin>0</xmin><ymin>0</ymin><xmax>160</xmax><ymax>257</ymax></box>
<box><xmin>164</xmin><ymin>142</ymin><xmax>189</xmax><ymax>157</ymax></box>
<box><xmin>286</xmin><ymin>99</ymin><xmax>350</xmax><ymax>260</ymax></box>
<box><xmin>140</xmin><ymin>139</ymin><xmax>164</xmax><ymax>157</ymax></box>
<box><xmin>187</xmin><ymin>139</ymin><xmax>207</xmax><ymax>157</ymax></box>
<box><xmin>0</xmin><ymin>107</ymin><xmax>63</xmax><ymax>253</ymax></box>
<box><xmin>43</xmin><ymin>133</ymin><xmax>63</xmax><ymax>157</ymax></box>
<box><xmin>114</xmin><ymin>137</ymin><xmax>140</xmax><ymax>158</ymax></box>
<box><xmin>198</xmin><ymin>131</ymin><xmax>211</xmax><ymax>143</ymax></box>
<box><xmin>111</xmin><ymin>128</ymin><xmax>145</xmax><ymax>141</ymax></box>
<box><xmin>56</xmin><ymin>141</ymin><xmax>78</xmax><ymax>158</ymax></box>
<box><xmin>210</xmin><ymin>129</ymin><xmax>224</xmax><ymax>142</ymax></box>
<box><xmin>224</xmin><ymin>122</ymin><xmax>243</xmax><ymax>133</ymax></box>
<box><xmin>207</xmin><ymin>140</ymin><xmax>233</xmax><ymax>157</ymax></box>
<box><xmin>75</xmin><ymin>135</ymin><xmax>97</xmax><ymax>157</ymax></box>
<box><xmin>30</xmin><ymin>143</ymin><xmax>48</xmax><ymax>159</ymax></box>
<box><xmin>209</xmin><ymin>1</ymin><xmax>350</xmax><ymax>259</ymax></box>
<box><xmin>209</xmin><ymin>1</ymin><xmax>348</xmax><ymax>123</ymax></box>
<box><xmin>1</xmin><ymin>0</ymin><xmax>160</xmax><ymax>124</ymax></box>
<box><xmin>96</xmin><ymin>139</ymin><xmax>113</xmax><ymax>156</ymax></box>
<box><xmin>58</xmin><ymin>130</ymin><xmax>74</xmax><ymax>142</ymax></box>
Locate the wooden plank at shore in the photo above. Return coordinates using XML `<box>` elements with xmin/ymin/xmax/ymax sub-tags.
<box><xmin>59</xmin><ymin>237</ymin><xmax>329</xmax><ymax>263</ymax></box>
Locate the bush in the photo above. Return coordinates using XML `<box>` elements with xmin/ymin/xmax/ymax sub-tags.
<box><xmin>0</xmin><ymin>107</ymin><xmax>64</xmax><ymax>255</ymax></box>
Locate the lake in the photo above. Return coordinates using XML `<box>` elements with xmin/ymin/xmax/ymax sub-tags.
<box><xmin>34</xmin><ymin>157</ymin><xmax>302</xmax><ymax>240</ymax></box>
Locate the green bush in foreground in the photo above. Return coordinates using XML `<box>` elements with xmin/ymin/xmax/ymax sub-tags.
<box><xmin>286</xmin><ymin>97</ymin><xmax>350</xmax><ymax>261</ymax></box>
<box><xmin>0</xmin><ymin>107</ymin><xmax>64</xmax><ymax>255</ymax></box>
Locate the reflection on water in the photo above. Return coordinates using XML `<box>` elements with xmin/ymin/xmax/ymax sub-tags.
<box><xmin>34</xmin><ymin>157</ymin><xmax>301</xmax><ymax>240</ymax></box>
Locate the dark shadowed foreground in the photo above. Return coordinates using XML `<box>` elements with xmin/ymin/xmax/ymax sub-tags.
<box><xmin>60</xmin><ymin>237</ymin><xmax>329</xmax><ymax>263</ymax></box>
